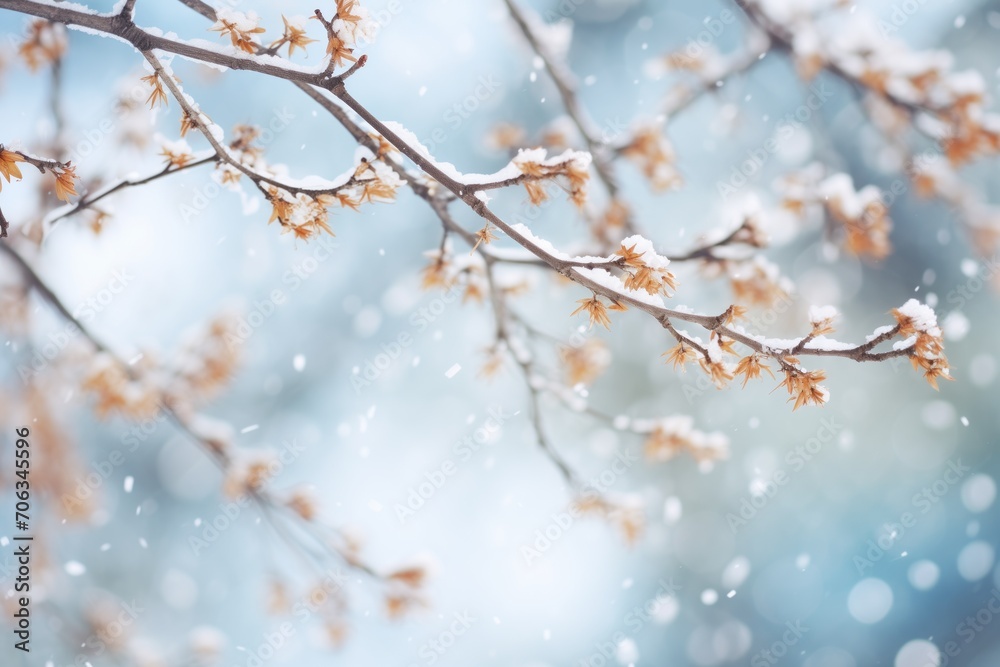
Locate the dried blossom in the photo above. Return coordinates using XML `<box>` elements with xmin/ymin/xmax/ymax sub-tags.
<box><xmin>141</xmin><ymin>72</ymin><xmax>168</xmax><ymax>109</ymax></box>
<box><xmin>210</xmin><ymin>9</ymin><xmax>267</xmax><ymax>54</ymax></box>
<box><xmin>559</xmin><ymin>338</ymin><xmax>610</xmax><ymax>386</ymax></box>
<box><xmin>777</xmin><ymin>366</ymin><xmax>830</xmax><ymax>411</ymax></box>
<box><xmin>620</xmin><ymin>124</ymin><xmax>682</xmax><ymax>192</ymax></box>
<box><xmin>513</xmin><ymin>148</ymin><xmax>591</xmax><ymax>207</ymax></box>
<box><xmin>18</xmin><ymin>20</ymin><xmax>65</xmax><ymax>71</ymax></box>
<box><xmin>272</xmin><ymin>16</ymin><xmax>317</xmax><ymax>57</ymax></box>
<box><xmin>734</xmin><ymin>354</ymin><xmax>774</xmax><ymax>388</ymax></box>
<box><xmin>0</xmin><ymin>148</ymin><xmax>24</xmax><ymax>190</ymax></box>
<box><xmin>52</xmin><ymin>163</ymin><xmax>78</xmax><ymax>201</ymax></box>
<box><xmin>571</xmin><ymin>295</ymin><xmax>612</xmax><ymax>330</ymax></box>
<box><xmin>892</xmin><ymin>299</ymin><xmax>953</xmax><ymax>390</ymax></box>
<box><xmin>643</xmin><ymin>415</ymin><xmax>730</xmax><ymax>463</ymax></box>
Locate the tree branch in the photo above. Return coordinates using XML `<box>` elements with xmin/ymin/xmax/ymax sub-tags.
<box><xmin>44</xmin><ymin>154</ymin><xmax>216</xmax><ymax>228</ymax></box>
<box><xmin>0</xmin><ymin>0</ymin><xmax>931</xmax><ymax>394</ymax></box>
<box><xmin>502</xmin><ymin>0</ymin><xmax>624</xmax><ymax>206</ymax></box>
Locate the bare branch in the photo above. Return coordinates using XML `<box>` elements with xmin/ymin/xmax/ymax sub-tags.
<box><xmin>502</xmin><ymin>0</ymin><xmax>624</xmax><ymax>207</ymax></box>
<box><xmin>45</xmin><ymin>155</ymin><xmax>216</xmax><ymax>228</ymax></box>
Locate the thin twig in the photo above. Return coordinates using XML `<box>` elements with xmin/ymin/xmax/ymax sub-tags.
<box><xmin>44</xmin><ymin>154</ymin><xmax>216</xmax><ymax>228</ymax></box>
<box><xmin>0</xmin><ymin>239</ymin><xmax>385</xmax><ymax>585</ymax></box>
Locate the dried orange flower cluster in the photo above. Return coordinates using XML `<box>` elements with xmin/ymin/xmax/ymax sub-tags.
<box><xmin>725</xmin><ymin>257</ymin><xmax>791</xmax><ymax>307</ymax></box>
<box><xmin>573</xmin><ymin>493</ymin><xmax>645</xmax><ymax>546</ymax></box>
<box><xmin>733</xmin><ymin>352</ymin><xmax>774</xmax><ymax>389</ymax></box>
<box><xmin>909</xmin><ymin>154</ymin><xmax>1000</xmax><ymax>254</ymax></box>
<box><xmin>141</xmin><ymin>72</ymin><xmax>168</xmax><ymax>108</ymax></box>
<box><xmin>718</xmin><ymin>1</ymin><xmax>1000</xmax><ymax>258</ymax></box>
<box><xmin>419</xmin><ymin>243</ymin><xmax>488</xmax><ymax>303</ymax></box>
<box><xmin>82</xmin><ymin>353</ymin><xmax>161</xmax><ymax>420</ymax></box>
<box><xmin>285</xmin><ymin>486</ymin><xmax>318</xmax><ymax>521</ymax></box>
<box><xmin>52</xmin><ymin>164</ymin><xmax>78</xmax><ymax>201</ymax></box>
<box><xmin>17</xmin><ymin>19</ymin><xmax>66</xmax><ymax>71</ymax></box>
<box><xmin>0</xmin><ymin>145</ymin><xmax>78</xmax><ymax>218</ymax></box>
<box><xmin>266</xmin><ymin>577</ymin><xmax>342</xmax><ymax>645</ymax></box>
<box><xmin>485</xmin><ymin>122</ymin><xmax>529</xmax><ymax>152</ymax></box>
<box><xmin>777</xmin><ymin>363</ymin><xmax>830</xmax><ymax>411</ymax></box>
<box><xmin>159</xmin><ymin>137</ymin><xmax>196</xmax><ymax>168</ymax></box>
<box><xmin>326</xmin><ymin>0</ymin><xmax>376</xmax><ymax>64</ymax></box>
<box><xmin>226</xmin><ymin>124</ymin><xmax>265</xmax><ymax>168</ymax></box>
<box><xmin>664</xmin><ymin>332</ymin><xmax>741</xmax><ymax>389</ymax></box>
<box><xmin>665</xmin><ymin>326</ymin><xmax>767</xmax><ymax>396</ymax></box>
<box><xmin>384</xmin><ymin>565</ymin><xmax>429</xmax><ymax>618</ymax></box>
<box><xmin>701</xmin><ymin>332</ymin><xmax>740</xmax><ymax>388</ymax></box>
<box><xmin>571</xmin><ymin>294</ymin><xmax>627</xmax><ymax>330</ymax></box>
<box><xmin>892</xmin><ymin>299</ymin><xmax>952</xmax><ymax>390</ymax></box>
<box><xmin>210</xmin><ymin>8</ymin><xmax>267</xmax><ymax>54</ymax></box>
<box><xmin>271</xmin><ymin>16</ymin><xmax>317</xmax><ymax>57</ymax></box>
<box><xmin>223</xmin><ymin>449</ymin><xmax>277</xmax><ymax>497</ymax></box>
<box><xmin>658</xmin><ymin>49</ymin><xmax>707</xmax><ymax>73</ymax></box>
<box><xmin>659</xmin><ymin>293</ymin><xmax>951</xmax><ymax>408</ymax></box>
<box><xmin>791</xmin><ymin>23</ymin><xmax>1000</xmax><ymax>166</ymax></box>
<box><xmin>167</xmin><ymin>311</ymin><xmax>243</xmax><ymax>410</ymax></box>
<box><xmin>778</xmin><ymin>165</ymin><xmax>893</xmax><ymax>260</ymax></box>
<box><xmin>265</xmin><ymin>157</ymin><xmax>402</xmax><ymax>240</ymax></box>
<box><xmin>642</xmin><ymin>415</ymin><xmax>730</xmax><ymax>464</ymax></box>
<box><xmin>204</xmin><ymin>2</ymin><xmax>376</xmax><ymax>70</ymax></box>
<box><xmin>559</xmin><ymin>338</ymin><xmax>610</xmax><ymax>386</ymax></box>
<box><xmin>568</xmin><ymin>236</ymin><xmax>679</xmax><ymax>330</ymax></box>
<box><xmin>83</xmin><ymin>312</ymin><xmax>241</xmax><ymax>421</ymax></box>
<box><xmin>599</xmin><ymin>199</ymin><xmax>631</xmax><ymax>232</ymax></box>
<box><xmin>0</xmin><ymin>148</ymin><xmax>25</xmax><ymax>192</ymax></box>
<box><xmin>617</xmin><ymin>237</ymin><xmax>678</xmax><ymax>297</ymax></box>
<box><xmin>512</xmin><ymin>148</ymin><xmax>591</xmax><ymax>207</ymax></box>
<box><xmin>619</xmin><ymin>124</ymin><xmax>682</xmax><ymax>192</ymax></box>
